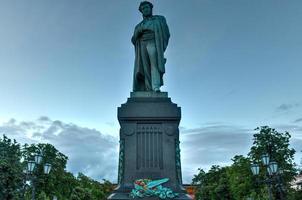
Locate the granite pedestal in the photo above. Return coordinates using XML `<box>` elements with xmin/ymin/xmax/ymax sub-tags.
<box><xmin>108</xmin><ymin>92</ymin><xmax>192</xmax><ymax>200</ymax></box>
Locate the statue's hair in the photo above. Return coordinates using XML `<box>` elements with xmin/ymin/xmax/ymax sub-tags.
<box><xmin>139</xmin><ymin>1</ymin><xmax>153</xmax><ymax>13</ymax></box>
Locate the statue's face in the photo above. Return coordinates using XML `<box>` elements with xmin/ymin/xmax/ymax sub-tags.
<box><xmin>140</xmin><ymin>4</ymin><xmax>152</xmax><ymax>18</ymax></box>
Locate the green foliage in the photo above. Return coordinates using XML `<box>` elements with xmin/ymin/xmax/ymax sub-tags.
<box><xmin>70</xmin><ymin>186</ymin><xmax>94</xmax><ymax>200</ymax></box>
<box><xmin>249</xmin><ymin>126</ymin><xmax>296</xmax><ymax>182</ymax></box>
<box><xmin>22</xmin><ymin>143</ymin><xmax>70</xmax><ymax>198</ymax></box>
<box><xmin>37</xmin><ymin>191</ymin><xmax>50</xmax><ymax>200</ymax></box>
<box><xmin>286</xmin><ymin>188</ymin><xmax>302</xmax><ymax>200</ymax></box>
<box><xmin>192</xmin><ymin>126</ymin><xmax>300</xmax><ymax>200</ymax></box>
<box><xmin>0</xmin><ymin>135</ymin><xmax>24</xmax><ymax>200</ymax></box>
<box><xmin>192</xmin><ymin>166</ymin><xmax>232</xmax><ymax>200</ymax></box>
<box><xmin>249</xmin><ymin>126</ymin><xmax>297</xmax><ymax>199</ymax></box>
<box><xmin>226</xmin><ymin>155</ymin><xmax>254</xmax><ymax>199</ymax></box>
<box><xmin>192</xmin><ymin>168</ymin><xmax>206</xmax><ymax>200</ymax></box>
<box><xmin>0</xmin><ymin>134</ymin><xmax>114</xmax><ymax>200</ymax></box>
<box><xmin>76</xmin><ymin>173</ymin><xmax>114</xmax><ymax>200</ymax></box>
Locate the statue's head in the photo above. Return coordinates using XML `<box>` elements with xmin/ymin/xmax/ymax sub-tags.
<box><xmin>139</xmin><ymin>1</ymin><xmax>153</xmax><ymax>18</ymax></box>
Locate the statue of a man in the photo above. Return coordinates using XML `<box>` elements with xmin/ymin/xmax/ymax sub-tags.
<box><xmin>131</xmin><ymin>1</ymin><xmax>170</xmax><ymax>92</ymax></box>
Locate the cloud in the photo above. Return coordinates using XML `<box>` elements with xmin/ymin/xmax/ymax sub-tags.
<box><xmin>273</xmin><ymin>124</ymin><xmax>302</xmax><ymax>132</ymax></box>
<box><xmin>294</xmin><ymin>118</ymin><xmax>302</xmax><ymax>123</ymax></box>
<box><xmin>276</xmin><ymin>103</ymin><xmax>300</xmax><ymax>112</ymax></box>
<box><xmin>2</xmin><ymin>118</ymin><xmax>253</xmax><ymax>183</ymax></box>
<box><xmin>0</xmin><ymin>117</ymin><xmax>119</xmax><ymax>182</ymax></box>
<box><xmin>2</xmin><ymin>118</ymin><xmax>301</xmax><ymax>184</ymax></box>
<box><xmin>37</xmin><ymin>116</ymin><xmax>51</xmax><ymax>122</ymax></box>
<box><xmin>290</xmin><ymin>138</ymin><xmax>302</xmax><ymax>168</ymax></box>
<box><xmin>180</xmin><ymin>124</ymin><xmax>254</xmax><ymax>183</ymax></box>
<box><xmin>180</xmin><ymin>123</ymin><xmax>302</xmax><ymax>183</ymax></box>
<box><xmin>291</xmin><ymin>138</ymin><xmax>302</xmax><ymax>152</ymax></box>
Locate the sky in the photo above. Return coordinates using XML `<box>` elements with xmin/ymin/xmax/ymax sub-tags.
<box><xmin>0</xmin><ymin>0</ymin><xmax>302</xmax><ymax>184</ymax></box>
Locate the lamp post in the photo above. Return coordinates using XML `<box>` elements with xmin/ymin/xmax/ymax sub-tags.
<box><xmin>25</xmin><ymin>153</ymin><xmax>52</xmax><ymax>200</ymax></box>
<box><xmin>250</xmin><ymin>154</ymin><xmax>284</xmax><ymax>200</ymax></box>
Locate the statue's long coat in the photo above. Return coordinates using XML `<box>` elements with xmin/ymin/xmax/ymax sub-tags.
<box><xmin>132</xmin><ymin>15</ymin><xmax>170</xmax><ymax>91</ymax></box>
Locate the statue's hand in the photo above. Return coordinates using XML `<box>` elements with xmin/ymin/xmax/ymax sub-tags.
<box><xmin>136</xmin><ymin>25</ymin><xmax>144</xmax><ymax>35</ymax></box>
<box><xmin>132</xmin><ymin>26</ymin><xmax>143</xmax><ymax>45</ymax></box>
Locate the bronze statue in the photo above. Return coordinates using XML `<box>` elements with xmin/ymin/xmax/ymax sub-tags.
<box><xmin>132</xmin><ymin>1</ymin><xmax>170</xmax><ymax>92</ymax></box>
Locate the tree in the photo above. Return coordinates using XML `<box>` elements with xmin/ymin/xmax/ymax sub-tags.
<box><xmin>226</xmin><ymin>155</ymin><xmax>254</xmax><ymax>199</ymax></box>
<box><xmin>21</xmin><ymin>143</ymin><xmax>71</xmax><ymax>199</ymax></box>
<box><xmin>192</xmin><ymin>168</ymin><xmax>206</xmax><ymax>200</ymax></box>
<box><xmin>249</xmin><ymin>126</ymin><xmax>296</xmax><ymax>199</ymax></box>
<box><xmin>192</xmin><ymin>165</ymin><xmax>232</xmax><ymax>200</ymax></box>
<box><xmin>192</xmin><ymin>126</ymin><xmax>298</xmax><ymax>200</ymax></box>
<box><xmin>70</xmin><ymin>186</ymin><xmax>94</xmax><ymax>200</ymax></box>
<box><xmin>0</xmin><ymin>135</ymin><xmax>23</xmax><ymax>200</ymax></box>
<box><xmin>36</xmin><ymin>191</ymin><xmax>50</xmax><ymax>200</ymax></box>
<box><xmin>226</xmin><ymin>155</ymin><xmax>270</xmax><ymax>200</ymax></box>
<box><xmin>0</xmin><ymin>134</ymin><xmax>114</xmax><ymax>199</ymax></box>
<box><xmin>76</xmin><ymin>173</ymin><xmax>114</xmax><ymax>200</ymax></box>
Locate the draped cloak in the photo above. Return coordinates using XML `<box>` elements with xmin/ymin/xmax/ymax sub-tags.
<box><xmin>132</xmin><ymin>15</ymin><xmax>170</xmax><ymax>91</ymax></box>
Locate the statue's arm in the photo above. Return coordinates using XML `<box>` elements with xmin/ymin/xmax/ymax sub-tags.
<box><xmin>158</xmin><ymin>16</ymin><xmax>170</xmax><ymax>51</ymax></box>
<box><xmin>131</xmin><ymin>24</ymin><xmax>143</xmax><ymax>45</ymax></box>
<box><xmin>163</xmin><ymin>17</ymin><xmax>170</xmax><ymax>40</ymax></box>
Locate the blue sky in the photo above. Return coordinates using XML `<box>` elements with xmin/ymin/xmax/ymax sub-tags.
<box><xmin>0</xmin><ymin>0</ymin><xmax>302</xmax><ymax>183</ymax></box>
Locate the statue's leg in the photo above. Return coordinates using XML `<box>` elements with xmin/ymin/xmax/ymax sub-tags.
<box><xmin>140</xmin><ymin>41</ymin><xmax>152</xmax><ymax>91</ymax></box>
<box><xmin>146</xmin><ymin>42</ymin><xmax>160</xmax><ymax>91</ymax></box>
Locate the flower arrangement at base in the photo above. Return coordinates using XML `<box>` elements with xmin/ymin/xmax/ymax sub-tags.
<box><xmin>130</xmin><ymin>178</ymin><xmax>178</xmax><ymax>199</ymax></box>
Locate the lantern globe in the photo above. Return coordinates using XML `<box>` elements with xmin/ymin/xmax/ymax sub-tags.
<box><xmin>269</xmin><ymin>161</ymin><xmax>278</xmax><ymax>174</ymax></box>
<box><xmin>35</xmin><ymin>154</ymin><xmax>43</xmax><ymax>164</ymax></box>
<box><xmin>261</xmin><ymin>154</ymin><xmax>270</xmax><ymax>165</ymax></box>
<box><xmin>27</xmin><ymin>161</ymin><xmax>36</xmax><ymax>173</ymax></box>
<box><xmin>251</xmin><ymin>163</ymin><xmax>260</xmax><ymax>175</ymax></box>
<box><xmin>44</xmin><ymin>163</ymin><xmax>52</xmax><ymax>174</ymax></box>
<box><xmin>267</xmin><ymin>166</ymin><xmax>273</xmax><ymax>176</ymax></box>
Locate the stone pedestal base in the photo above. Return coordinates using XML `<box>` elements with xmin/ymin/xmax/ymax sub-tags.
<box><xmin>108</xmin><ymin>192</ymin><xmax>192</xmax><ymax>200</ymax></box>
<box><xmin>108</xmin><ymin>92</ymin><xmax>192</xmax><ymax>200</ymax></box>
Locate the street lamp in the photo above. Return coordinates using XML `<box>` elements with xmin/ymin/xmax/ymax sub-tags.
<box><xmin>250</xmin><ymin>154</ymin><xmax>285</xmax><ymax>200</ymax></box>
<box><xmin>24</xmin><ymin>153</ymin><xmax>52</xmax><ymax>200</ymax></box>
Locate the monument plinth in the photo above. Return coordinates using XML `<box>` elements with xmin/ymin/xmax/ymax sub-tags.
<box><xmin>108</xmin><ymin>92</ymin><xmax>191</xmax><ymax>200</ymax></box>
